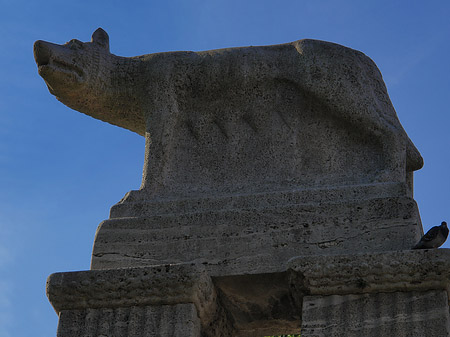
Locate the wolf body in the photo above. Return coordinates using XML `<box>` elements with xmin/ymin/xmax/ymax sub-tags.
<box><xmin>34</xmin><ymin>29</ymin><xmax>422</xmax><ymax>199</ymax></box>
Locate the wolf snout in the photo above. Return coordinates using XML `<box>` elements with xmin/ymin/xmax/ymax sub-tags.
<box><xmin>34</xmin><ymin>40</ymin><xmax>51</xmax><ymax>66</ymax></box>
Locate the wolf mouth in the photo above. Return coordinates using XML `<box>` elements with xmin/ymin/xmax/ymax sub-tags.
<box><xmin>50</xmin><ymin>59</ymin><xmax>85</xmax><ymax>79</ymax></box>
<box><xmin>37</xmin><ymin>59</ymin><xmax>84</xmax><ymax>81</ymax></box>
<box><xmin>34</xmin><ymin>41</ymin><xmax>84</xmax><ymax>80</ymax></box>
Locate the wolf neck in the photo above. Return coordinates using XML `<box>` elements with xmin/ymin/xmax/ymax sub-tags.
<box><xmin>86</xmin><ymin>55</ymin><xmax>146</xmax><ymax>136</ymax></box>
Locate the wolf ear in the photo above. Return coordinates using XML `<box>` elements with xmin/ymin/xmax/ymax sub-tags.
<box><xmin>92</xmin><ymin>28</ymin><xmax>109</xmax><ymax>51</ymax></box>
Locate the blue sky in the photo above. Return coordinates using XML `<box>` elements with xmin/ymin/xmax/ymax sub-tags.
<box><xmin>1</xmin><ymin>0</ymin><xmax>449</xmax><ymax>336</ymax></box>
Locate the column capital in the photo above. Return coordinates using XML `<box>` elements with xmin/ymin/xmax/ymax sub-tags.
<box><xmin>288</xmin><ymin>249</ymin><xmax>450</xmax><ymax>299</ymax></box>
<box><xmin>46</xmin><ymin>263</ymin><xmax>217</xmax><ymax>324</ymax></box>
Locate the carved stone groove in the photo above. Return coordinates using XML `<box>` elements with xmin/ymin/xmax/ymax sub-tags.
<box><xmin>57</xmin><ymin>305</ymin><xmax>202</xmax><ymax>337</ymax></box>
<box><xmin>301</xmin><ymin>291</ymin><xmax>450</xmax><ymax>337</ymax></box>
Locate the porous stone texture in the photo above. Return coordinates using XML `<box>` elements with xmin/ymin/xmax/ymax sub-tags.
<box><xmin>301</xmin><ymin>291</ymin><xmax>450</xmax><ymax>337</ymax></box>
<box><xmin>213</xmin><ymin>272</ymin><xmax>301</xmax><ymax>336</ymax></box>
<box><xmin>33</xmin><ymin>29</ymin><xmax>425</xmax><ymax>274</ymax></box>
<box><xmin>33</xmin><ymin>29</ymin><xmax>422</xmax><ymax>200</ymax></box>
<box><xmin>92</xmin><ymin>192</ymin><xmax>422</xmax><ymax>274</ymax></box>
<box><xmin>290</xmin><ymin>249</ymin><xmax>450</xmax><ymax>337</ymax></box>
<box><xmin>47</xmin><ymin>250</ymin><xmax>450</xmax><ymax>336</ymax></box>
<box><xmin>47</xmin><ymin>264</ymin><xmax>235</xmax><ymax>337</ymax></box>
<box><xmin>288</xmin><ymin>249</ymin><xmax>450</xmax><ymax>298</ymax></box>
<box><xmin>34</xmin><ymin>29</ymin><xmax>440</xmax><ymax>336</ymax></box>
<box><xmin>57</xmin><ymin>305</ymin><xmax>201</xmax><ymax>337</ymax></box>
<box><xmin>47</xmin><ymin>264</ymin><xmax>217</xmax><ymax>324</ymax></box>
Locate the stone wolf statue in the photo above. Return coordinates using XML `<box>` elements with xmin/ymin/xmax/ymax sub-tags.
<box><xmin>34</xmin><ymin>28</ymin><xmax>422</xmax><ymax>199</ymax></box>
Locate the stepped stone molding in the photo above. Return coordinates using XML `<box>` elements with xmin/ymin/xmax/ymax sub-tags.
<box><xmin>288</xmin><ymin>249</ymin><xmax>450</xmax><ymax>299</ymax></box>
<box><xmin>110</xmin><ymin>182</ymin><xmax>410</xmax><ymax>218</ymax></box>
<box><xmin>92</xmin><ymin>194</ymin><xmax>422</xmax><ymax>274</ymax></box>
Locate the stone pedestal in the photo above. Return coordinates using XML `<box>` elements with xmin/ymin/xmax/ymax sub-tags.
<box><xmin>47</xmin><ymin>250</ymin><xmax>450</xmax><ymax>336</ymax></box>
<box><xmin>92</xmin><ymin>183</ymin><xmax>423</xmax><ymax>276</ymax></box>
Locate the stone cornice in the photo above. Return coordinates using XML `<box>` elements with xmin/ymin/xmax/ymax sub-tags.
<box><xmin>46</xmin><ymin>249</ymin><xmax>450</xmax><ymax>333</ymax></box>
<box><xmin>46</xmin><ymin>263</ymin><xmax>217</xmax><ymax>323</ymax></box>
<box><xmin>288</xmin><ymin>249</ymin><xmax>450</xmax><ymax>299</ymax></box>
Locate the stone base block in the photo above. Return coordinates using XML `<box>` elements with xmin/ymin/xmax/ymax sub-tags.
<box><xmin>92</xmin><ymin>184</ymin><xmax>422</xmax><ymax>276</ymax></box>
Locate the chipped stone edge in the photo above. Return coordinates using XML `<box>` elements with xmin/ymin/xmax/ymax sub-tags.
<box><xmin>46</xmin><ymin>263</ymin><xmax>217</xmax><ymax>324</ymax></box>
<box><xmin>288</xmin><ymin>249</ymin><xmax>450</xmax><ymax>301</ymax></box>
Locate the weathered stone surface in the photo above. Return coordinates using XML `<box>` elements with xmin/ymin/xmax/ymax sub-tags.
<box><xmin>47</xmin><ymin>264</ymin><xmax>235</xmax><ymax>337</ymax></box>
<box><xmin>34</xmin><ymin>29</ymin><xmax>425</xmax><ymax>275</ymax></box>
<box><xmin>92</xmin><ymin>193</ymin><xmax>422</xmax><ymax>274</ymax></box>
<box><xmin>294</xmin><ymin>250</ymin><xmax>450</xmax><ymax>337</ymax></box>
<box><xmin>47</xmin><ymin>264</ymin><xmax>216</xmax><ymax>321</ymax></box>
<box><xmin>49</xmin><ymin>251</ymin><xmax>450</xmax><ymax>336</ymax></box>
<box><xmin>288</xmin><ymin>248</ymin><xmax>450</xmax><ymax>298</ymax></box>
<box><xmin>34</xmin><ymin>28</ymin><xmax>422</xmax><ymax>202</ymax></box>
<box><xmin>57</xmin><ymin>304</ymin><xmax>202</xmax><ymax>337</ymax></box>
<box><xmin>214</xmin><ymin>272</ymin><xmax>300</xmax><ymax>336</ymax></box>
<box><xmin>301</xmin><ymin>291</ymin><xmax>450</xmax><ymax>337</ymax></box>
<box><xmin>109</xmin><ymin>180</ymin><xmax>412</xmax><ymax>218</ymax></box>
<box><xmin>34</xmin><ymin>29</ymin><xmax>440</xmax><ymax>337</ymax></box>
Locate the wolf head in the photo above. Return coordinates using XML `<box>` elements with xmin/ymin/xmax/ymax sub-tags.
<box><xmin>34</xmin><ymin>28</ymin><xmax>145</xmax><ymax>135</ymax></box>
<box><xmin>34</xmin><ymin>28</ymin><xmax>110</xmax><ymax>96</ymax></box>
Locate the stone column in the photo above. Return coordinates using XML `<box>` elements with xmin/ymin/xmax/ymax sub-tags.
<box><xmin>46</xmin><ymin>264</ymin><xmax>234</xmax><ymax>337</ymax></box>
<box><xmin>57</xmin><ymin>304</ymin><xmax>201</xmax><ymax>337</ymax></box>
<box><xmin>302</xmin><ymin>291</ymin><xmax>449</xmax><ymax>337</ymax></box>
<box><xmin>289</xmin><ymin>249</ymin><xmax>450</xmax><ymax>337</ymax></box>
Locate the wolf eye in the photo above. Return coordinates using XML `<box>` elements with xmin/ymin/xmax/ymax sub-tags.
<box><xmin>67</xmin><ymin>39</ymin><xmax>84</xmax><ymax>50</ymax></box>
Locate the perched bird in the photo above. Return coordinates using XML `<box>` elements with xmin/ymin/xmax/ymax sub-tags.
<box><xmin>412</xmin><ymin>221</ymin><xmax>449</xmax><ymax>249</ymax></box>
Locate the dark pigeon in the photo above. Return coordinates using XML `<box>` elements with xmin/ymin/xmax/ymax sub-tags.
<box><xmin>412</xmin><ymin>221</ymin><xmax>448</xmax><ymax>249</ymax></box>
